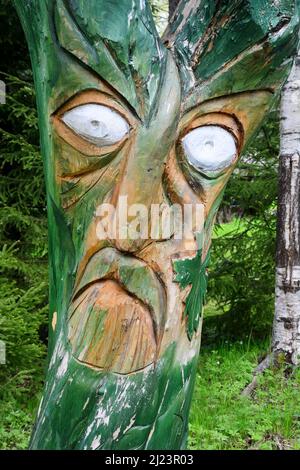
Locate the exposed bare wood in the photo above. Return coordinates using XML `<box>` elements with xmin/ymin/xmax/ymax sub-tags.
<box><xmin>13</xmin><ymin>0</ymin><xmax>300</xmax><ymax>450</ymax></box>
<box><xmin>241</xmin><ymin>354</ymin><xmax>273</xmax><ymax>396</ymax></box>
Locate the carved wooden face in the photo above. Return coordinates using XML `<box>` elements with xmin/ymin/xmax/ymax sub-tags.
<box><xmin>51</xmin><ymin>59</ymin><xmax>272</xmax><ymax>374</ymax></box>
<box><xmin>16</xmin><ymin>0</ymin><xmax>299</xmax><ymax>450</ymax></box>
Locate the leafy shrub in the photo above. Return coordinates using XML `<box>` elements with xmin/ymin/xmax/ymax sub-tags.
<box><xmin>0</xmin><ymin>73</ymin><xmax>48</xmax><ymax>402</ymax></box>
<box><xmin>204</xmin><ymin>110</ymin><xmax>280</xmax><ymax>341</ymax></box>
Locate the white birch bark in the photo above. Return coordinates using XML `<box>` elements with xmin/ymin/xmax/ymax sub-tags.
<box><xmin>272</xmin><ymin>52</ymin><xmax>300</xmax><ymax>365</ymax></box>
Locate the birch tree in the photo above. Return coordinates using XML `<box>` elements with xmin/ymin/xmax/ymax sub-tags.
<box><xmin>14</xmin><ymin>0</ymin><xmax>299</xmax><ymax>450</ymax></box>
<box><xmin>272</xmin><ymin>49</ymin><xmax>300</xmax><ymax>366</ymax></box>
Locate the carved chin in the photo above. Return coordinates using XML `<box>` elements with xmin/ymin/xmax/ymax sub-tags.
<box><xmin>67</xmin><ymin>247</ymin><xmax>168</xmax><ymax>374</ymax></box>
<box><xmin>68</xmin><ymin>280</ymin><xmax>157</xmax><ymax>374</ymax></box>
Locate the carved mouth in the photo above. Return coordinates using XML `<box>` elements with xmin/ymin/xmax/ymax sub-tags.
<box><xmin>68</xmin><ymin>248</ymin><xmax>166</xmax><ymax>374</ymax></box>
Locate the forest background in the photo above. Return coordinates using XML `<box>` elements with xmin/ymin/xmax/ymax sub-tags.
<box><xmin>0</xmin><ymin>0</ymin><xmax>300</xmax><ymax>450</ymax></box>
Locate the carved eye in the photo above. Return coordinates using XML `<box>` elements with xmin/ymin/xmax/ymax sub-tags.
<box><xmin>182</xmin><ymin>125</ymin><xmax>237</xmax><ymax>172</ymax></box>
<box><xmin>62</xmin><ymin>104</ymin><xmax>130</xmax><ymax>146</ymax></box>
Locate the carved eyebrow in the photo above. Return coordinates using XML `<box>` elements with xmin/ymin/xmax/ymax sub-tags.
<box><xmin>53</xmin><ymin>89</ymin><xmax>137</xmax><ymax>129</ymax></box>
<box><xmin>53</xmin><ymin>72</ymin><xmax>142</xmax><ymax>125</ymax></box>
<box><xmin>179</xmin><ymin>89</ymin><xmax>274</xmax><ymax>146</ymax></box>
<box><xmin>182</xmin><ymin>88</ymin><xmax>274</xmax><ymax>117</ymax></box>
<box><xmin>16</xmin><ymin>0</ymin><xmax>299</xmax><ymax>124</ymax></box>
<box><xmin>181</xmin><ymin>111</ymin><xmax>243</xmax><ymax>143</ymax></box>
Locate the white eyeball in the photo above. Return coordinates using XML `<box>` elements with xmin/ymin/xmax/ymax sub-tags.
<box><xmin>182</xmin><ymin>125</ymin><xmax>237</xmax><ymax>172</ymax></box>
<box><xmin>62</xmin><ymin>104</ymin><xmax>129</xmax><ymax>146</ymax></box>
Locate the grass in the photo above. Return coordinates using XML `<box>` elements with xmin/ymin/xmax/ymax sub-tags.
<box><xmin>0</xmin><ymin>378</ymin><xmax>42</xmax><ymax>450</ymax></box>
<box><xmin>188</xmin><ymin>339</ymin><xmax>300</xmax><ymax>450</ymax></box>
<box><xmin>212</xmin><ymin>217</ymin><xmax>247</xmax><ymax>240</ymax></box>
<box><xmin>1</xmin><ymin>338</ymin><xmax>300</xmax><ymax>450</ymax></box>
<box><xmin>0</xmin><ymin>400</ymin><xmax>33</xmax><ymax>450</ymax></box>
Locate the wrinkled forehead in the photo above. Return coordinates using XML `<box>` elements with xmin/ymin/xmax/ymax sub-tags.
<box><xmin>51</xmin><ymin>0</ymin><xmax>298</xmax><ymax>120</ymax></box>
<box><xmin>53</xmin><ymin>0</ymin><xmax>168</xmax><ymax>120</ymax></box>
<box><xmin>16</xmin><ymin>0</ymin><xmax>300</xmax><ymax>136</ymax></box>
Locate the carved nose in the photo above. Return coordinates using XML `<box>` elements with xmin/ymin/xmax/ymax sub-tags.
<box><xmin>109</xmin><ymin>140</ymin><xmax>168</xmax><ymax>253</ymax></box>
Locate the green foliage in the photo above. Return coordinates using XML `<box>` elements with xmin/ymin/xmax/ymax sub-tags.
<box><xmin>204</xmin><ymin>110</ymin><xmax>280</xmax><ymax>340</ymax></box>
<box><xmin>150</xmin><ymin>0</ymin><xmax>169</xmax><ymax>35</ymax></box>
<box><xmin>0</xmin><ymin>400</ymin><xmax>33</xmax><ymax>450</ymax></box>
<box><xmin>3</xmin><ymin>340</ymin><xmax>300</xmax><ymax>451</ymax></box>
<box><xmin>0</xmin><ymin>0</ymin><xmax>293</xmax><ymax>451</ymax></box>
<box><xmin>189</xmin><ymin>341</ymin><xmax>300</xmax><ymax>450</ymax></box>
<box><xmin>0</xmin><ymin>74</ymin><xmax>48</xmax><ymax>377</ymax></box>
<box><xmin>0</xmin><ymin>0</ymin><xmax>48</xmax><ymax>435</ymax></box>
<box><xmin>0</xmin><ymin>0</ymin><xmax>30</xmax><ymax>74</ymax></box>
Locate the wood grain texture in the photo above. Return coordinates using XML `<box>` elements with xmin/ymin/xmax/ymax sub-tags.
<box><xmin>14</xmin><ymin>0</ymin><xmax>300</xmax><ymax>451</ymax></box>
<box><xmin>164</xmin><ymin>0</ymin><xmax>299</xmax><ymax>96</ymax></box>
<box><xmin>273</xmin><ymin>51</ymin><xmax>300</xmax><ymax>365</ymax></box>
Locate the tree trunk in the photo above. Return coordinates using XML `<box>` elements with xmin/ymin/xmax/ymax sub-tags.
<box><xmin>273</xmin><ymin>51</ymin><xmax>300</xmax><ymax>365</ymax></box>
<box><xmin>14</xmin><ymin>0</ymin><xmax>299</xmax><ymax>450</ymax></box>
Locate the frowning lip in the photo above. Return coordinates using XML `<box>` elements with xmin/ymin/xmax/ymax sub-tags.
<box><xmin>72</xmin><ymin>247</ymin><xmax>166</xmax><ymax>338</ymax></box>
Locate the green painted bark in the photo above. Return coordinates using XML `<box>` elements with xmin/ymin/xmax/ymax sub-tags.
<box><xmin>13</xmin><ymin>0</ymin><xmax>299</xmax><ymax>450</ymax></box>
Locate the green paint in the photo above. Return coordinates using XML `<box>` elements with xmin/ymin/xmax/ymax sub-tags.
<box><xmin>13</xmin><ymin>0</ymin><xmax>300</xmax><ymax>451</ymax></box>
<box><xmin>165</xmin><ymin>0</ymin><xmax>300</xmax><ymax>97</ymax></box>
<box><xmin>30</xmin><ymin>343</ymin><xmax>197</xmax><ymax>450</ymax></box>
<box><xmin>174</xmin><ymin>250</ymin><xmax>210</xmax><ymax>340</ymax></box>
<box><xmin>55</xmin><ymin>0</ymin><xmax>166</xmax><ymax>118</ymax></box>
